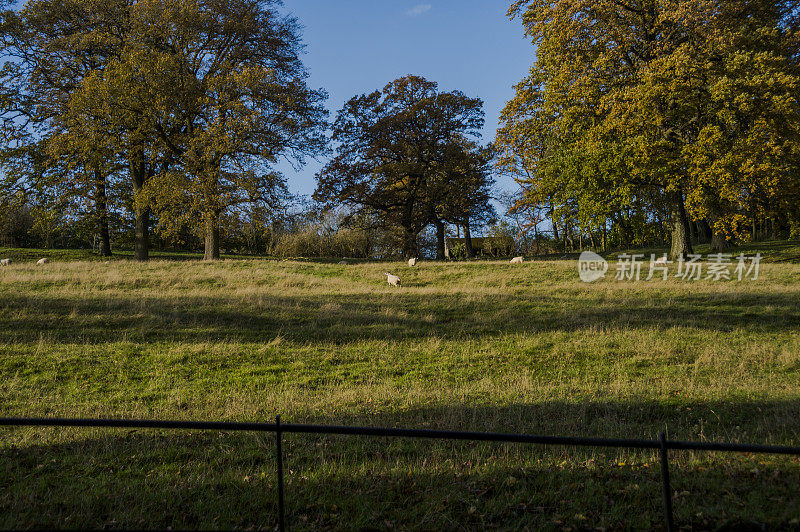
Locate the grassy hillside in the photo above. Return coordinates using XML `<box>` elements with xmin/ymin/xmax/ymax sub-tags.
<box><xmin>1</xmin><ymin>254</ymin><xmax>799</xmax><ymax>529</ymax></box>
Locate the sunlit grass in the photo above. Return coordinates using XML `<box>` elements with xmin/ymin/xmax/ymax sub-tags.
<box><xmin>1</xmin><ymin>251</ymin><xmax>799</xmax><ymax>529</ymax></box>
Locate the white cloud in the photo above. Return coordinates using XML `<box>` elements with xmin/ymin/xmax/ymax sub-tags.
<box><xmin>407</xmin><ymin>4</ymin><xmax>432</xmax><ymax>16</ymax></box>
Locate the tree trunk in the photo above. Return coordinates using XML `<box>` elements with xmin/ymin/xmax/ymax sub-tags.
<box><xmin>204</xmin><ymin>210</ymin><xmax>221</xmax><ymax>261</ymax></box>
<box><xmin>130</xmin><ymin>151</ymin><xmax>149</xmax><ymax>262</ymax></box>
<box><xmin>94</xmin><ymin>166</ymin><xmax>111</xmax><ymax>257</ymax></box>
<box><xmin>549</xmin><ymin>203</ymin><xmax>559</xmax><ymax>242</ymax></box>
<box><xmin>617</xmin><ymin>216</ymin><xmax>632</xmax><ymax>248</ymax></box>
<box><xmin>401</xmin><ymin>226</ymin><xmax>418</xmax><ymax>259</ymax></box>
<box><xmin>668</xmin><ymin>190</ymin><xmax>693</xmax><ymax>259</ymax></box>
<box><xmin>435</xmin><ymin>220</ymin><xmax>446</xmax><ymax>260</ymax></box>
<box><xmin>601</xmin><ymin>221</ymin><xmax>607</xmax><ymax>252</ymax></box>
<box><xmin>135</xmin><ymin>209</ymin><xmax>150</xmax><ymax>262</ymax></box>
<box><xmin>463</xmin><ymin>223</ymin><xmax>474</xmax><ymax>259</ymax></box>
<box><xmin>698</xmin><ymin>219</ymin><xmax>712</xmax><ymax>243</ymax></box>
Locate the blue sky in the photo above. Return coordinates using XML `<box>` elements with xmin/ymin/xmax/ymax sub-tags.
<box><xmin>277</xmin><ymin>0</ymin><xmax>534</xmax><ymax>199</ymax></box>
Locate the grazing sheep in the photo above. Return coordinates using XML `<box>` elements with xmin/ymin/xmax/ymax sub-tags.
<box><xmin>0</xmin><ymin>258</ymin><xmax>10</xmax><ymax>266</ymax></box>
<box><xmin>36</xmin><ymin>258</ymin><xmax>49</xmax><ymax>265</ymax></box>
<box><xmin>510</xmin><ymin>256</ymin><xmax>524</xmax><ymax>264</ymax></box>
<box><xmin>385</xmin><ymin>272</ymin><xmax>401</xmax><ymax>287</ymax></box>
<box><xmin>338</xmin><ymin>260</ymin><xmax>348</xmax><ymax>265</ymax></box>
<box><xmin>408</xmin><ymin>257</ymin><xmax>417</xmax><ymax>267</ymax></box>
<box><xmin>653</xmin><ymin>255</ymin><xmax>669</xmax><ymax>265</ymax></box>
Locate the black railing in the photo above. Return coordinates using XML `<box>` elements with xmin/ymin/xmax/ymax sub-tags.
<box><xmin>2</xmin><ymin>416</ymin><xmax>799</xmax><ymax>531</ymax></box>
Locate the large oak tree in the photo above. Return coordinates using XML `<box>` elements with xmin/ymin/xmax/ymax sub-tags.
<box><xmin>125</xmin><ymin>0</ymin><xmax>328</xmax><ymax>260</ymax></box>
<box><xmin>315</xmin><ymin>75</ymin><xmax>485</xmax><ymax>258</ymax></box>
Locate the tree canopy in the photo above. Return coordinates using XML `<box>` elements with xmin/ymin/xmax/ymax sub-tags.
<box><xmin>315</xmin><ymin>75</ymin><xmax>492</xmax><ymax>257</ymax></box>
<box><xmin>498</xmin><ymin>0</ymin><xmax>800</xmax><ymax>257</ymax></box>
<box><xmin>1</xmin><ymin>0</ymin><xmax>328</xmax><ymax>260</ymax></box>
<box><xmin>6</xmin><ymin>0</ymin><xmax>798</xmax><ymax>259</ymax></box>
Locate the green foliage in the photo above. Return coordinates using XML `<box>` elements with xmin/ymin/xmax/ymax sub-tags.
<box><xmin>498</xmin><ymin>0</ymin><xmax>800</xmax><ymax>255</ymax></box>
<box><xmin>449</xmin><ymin>241</ymin><xmax>466</xmax><ymax>260</ymax></box>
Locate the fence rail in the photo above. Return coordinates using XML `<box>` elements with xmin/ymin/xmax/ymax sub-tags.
<box><xmin>2</xmin><ymin>416</ymin><xmax>799</xmax><ymax>531</ymax></box>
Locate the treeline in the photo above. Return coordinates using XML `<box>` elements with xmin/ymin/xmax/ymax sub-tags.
<box><xmin>0</xmin><ymin>0</ymin><xmax>496</xmax><ymax>261</ymax></box>
<box><xmin>4</xmin><ymin>0</ymin><xmax>799</xmax><ymax>261</ymax></box>
<box><xmin>0</xmin><ymin>0</ymin><xmax>330</xmax><ymax>261</ymax></box>
<box><xmin>497</xmin><ymin>0</ymin><xmax>800</xmax><ymax>257</ymax></box>
<box><xmin>0</xmin><ymin>194</ymin><xmax>387</xmax><ymax>257</ymax></box>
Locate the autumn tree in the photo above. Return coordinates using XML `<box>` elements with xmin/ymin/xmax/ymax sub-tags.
<box><xmin>1</xmin><ymin>0</ymin><xmax>143</xmax><ymax>257</ymax></box>
<box><xmin>315</xmin><ymin>75</ymin><xmax>485</xmax><ymax>258</ymax></box>
<box><xmin>121</xmin><ymin>0</ymin><xmax>328</xmax><ymax>260</ymax></box>
<box><xmin>499</xmin><ymin>0</ymin><xmax>800</xmax><ymax>257</ymax></box>
<box><xmin>682</xmin><ymin>0</ymin><xmax>800</xmax><ymax>249</ymax></box>
<box><xmin>2</xmin><ymin>0</ymin><xmax>326</xmax><ymax>260</ymax></box>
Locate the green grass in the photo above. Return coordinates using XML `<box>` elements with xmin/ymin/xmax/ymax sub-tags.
<box><xmin>1</xmin><ymin>249</ymin><xmax>799</xmax><ymax>529</ymax></box>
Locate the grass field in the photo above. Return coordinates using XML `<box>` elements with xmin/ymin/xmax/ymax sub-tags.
<box><xmin>1</xmin><ymin>244</ymin><xmax>799</xmax><ymax>529</ymax></box>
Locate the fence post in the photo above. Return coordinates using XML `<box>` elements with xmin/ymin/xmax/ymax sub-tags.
<box><xmin>659</xmin><ymin>431</ymin><xmax>675</xmax><ymax>532</ymax></box>
<box><xmin>276</xmin><ymin>415</ymin><xmax>286</xmax><ymax>532</ymax></box>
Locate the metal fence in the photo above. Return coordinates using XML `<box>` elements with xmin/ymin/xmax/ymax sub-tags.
<box><xmin>2</xmin><ymin>416</ymin><xmax>800</xmax><ymax>531</ymax></box>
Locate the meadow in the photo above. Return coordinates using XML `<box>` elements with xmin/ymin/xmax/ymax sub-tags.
<box><xmin>1</xmin><ymin>245</ymin><xmax>799</xmax><ymax>530</ymax></box>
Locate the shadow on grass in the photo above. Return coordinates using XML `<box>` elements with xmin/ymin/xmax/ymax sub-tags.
<box><xmin>702</xmin><ymin>239</ymin><xmax>800</xmax><ymax>263</ymax></box>
<box><xmin>2</xmin><ymin>400</ymin><xmax>799</xmax><ymax>530</ymax></box>
<box><xmin>1</xmin><ymin>289</ymin><xmax>799</xmax><ymax>345</ymax></box>
<box><xmin>548</xmin><ymin>240</ymin><xmax>800</xmax><ymax>263</ymax></box>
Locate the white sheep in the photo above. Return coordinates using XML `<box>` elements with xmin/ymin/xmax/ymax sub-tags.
<box><xmin>510</xmin><ymin>256</ymin><xmax>524</xmax><ymax>264</ymax></box>
<box><xmin>653</xmin><ymin>255</ymin><xmax>669</xmax><ymax>265</ymax></box>
<box><xmin>338</xmin><ymin>260</ymin><xmax>348</xmax><ymax>265</ymax></box>
<box><xmin>0</xmin><ymin>258</ymin><xmax>10</xmax><ymax>266</ymax></box>
<box><xmin>36</xmin><ymin>258</ymin><xmax>50</xmax><ymax>265</ymax></box>
<box><xmin>385</xmin><ymin>272</ymin><xmax>401</xmax><ymax>287</ymax></box>
<box><xmin>408</xmin><ymin>257</ymin><xmax>417</xmax><ymax>267</ymax></box>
